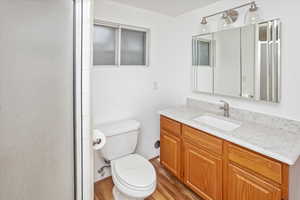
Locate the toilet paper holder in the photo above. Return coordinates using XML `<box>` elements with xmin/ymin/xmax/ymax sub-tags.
<box><xmin>93</xmin><ymin>138</ymin><xmax>102</xmax><ymax>146</ymax></box>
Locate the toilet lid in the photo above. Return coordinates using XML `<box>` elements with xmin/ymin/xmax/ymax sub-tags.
<box><xmin>114</xmin><ymin>154</ymin><xmax>156</xmax><ymax>189</ymax></box>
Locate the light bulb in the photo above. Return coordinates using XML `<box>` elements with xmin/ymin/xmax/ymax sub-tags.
<box><xmin>218</xmin><ymin>12</ymin><xmax>232</xmax><ymax>30</ymax></box>
<box><xmin>245</xmin><ymin>2</ymin><xmax>262</xmax><ymax>24</ymax></box>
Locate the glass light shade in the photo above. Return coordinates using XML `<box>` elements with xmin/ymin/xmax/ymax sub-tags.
<box><xmin>218</xmin><ymin>14</ymin><xmax>232</xmax><ymax>30</ymax></box>
<box><xmin>244</xmin><ymin>5</ymin><xmax>262</xmax><ymax>24</ymax></box>
<box><xmin>199</xmin><ymin>23</ymin><xmax>210</xmax><ymax>33</ymax></box>
<box><xmin>199</xmin><ymin>17</ymin><xmax>210</xmax><ymax>33</ymax></box>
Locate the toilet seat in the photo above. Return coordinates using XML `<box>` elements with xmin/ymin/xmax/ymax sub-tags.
<box><xmin>111</xmin><ymin>154</ymin><xmax>156</xmax><ymax>199</ymax></box>
<box><xmin>114</xmin><ymin>154</ymin><xmax>156</xmax><ymax>189</ymax></box>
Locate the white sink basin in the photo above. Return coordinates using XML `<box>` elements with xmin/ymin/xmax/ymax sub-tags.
<box><xmin>193</xmin><ymin>115</ymin><xmax>241</xmax><ymax>131</ymax></box>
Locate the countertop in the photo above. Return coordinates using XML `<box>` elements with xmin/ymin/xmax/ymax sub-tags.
<box><xmin>158</xmin><ymin>105</ymin><xmax>300</xmax><ymax>165</ymax></box>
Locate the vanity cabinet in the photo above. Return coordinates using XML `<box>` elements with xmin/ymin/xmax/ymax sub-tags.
<box><xmin>183</xmin><ymin>142</ymin><xmax>222</xmax><ymax>200</ymax></box>
<box><xmin>160</xmin><ymin>117</ymin><xmax>181</xmax><ymax>178</ymax></box>
<box><xmin>182</xmin><ymin>124</ymin><xmax>223</xmax><ymax>200</ymax></box>
<box><xmin>160</xmin><ymin>116</ymin><xmax>289</xmax><ymax>200</ymax></box>
<box><xmin>160</xmin><ymin>130</ymin><xmax>181</xmax><ymax>178</ymax></box>
<box><xmin>227</xmin><ymin>164</ymin><xmax>281</xmax><ymax>200</ymax></box>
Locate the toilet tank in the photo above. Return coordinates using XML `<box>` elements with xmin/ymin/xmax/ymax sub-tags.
<box><xmin>95</xmin><ymin>119</ymin><xmax>141</xmax><ymax>161</ymax></box>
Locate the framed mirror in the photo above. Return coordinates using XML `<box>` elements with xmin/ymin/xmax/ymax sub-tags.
<box><xmin>192</xmin><ymin>19</ymin><xmax>281</xmax><ymax>103</ymax></box>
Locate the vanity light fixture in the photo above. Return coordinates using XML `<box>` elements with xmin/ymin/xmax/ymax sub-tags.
<box><xmin>244</xmin><ymin>2</ymin><xmax>262</xmax><ymax>24</ymax></box>
<box><xmin>199</xmin><ymin>1</ymin><xmax>262</xmax><ymax>32</ymax></box>
<box><xmin>218</xmin><ymin>10</ymin><xmax>239</xmax><ymax>30</ymax></box>
<box><xmin>199</xmin><ymin>17</ymin><xmax>210</xmax><ymax>33</ymax></box>
<box><xmin>218</xmin><ymin>12</ymin><xmax>232</xmax><ymax>30</ymax></box>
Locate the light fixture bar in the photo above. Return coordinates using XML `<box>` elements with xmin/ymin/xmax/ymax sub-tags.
<box><xmin>202</xmin><ymin>1</ymin><xmax>256</xmax><ymax>20</ymax></box>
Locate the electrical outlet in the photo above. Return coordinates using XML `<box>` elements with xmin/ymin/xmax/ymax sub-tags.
<box><xmin>153</xmin><ymin>81</ymin><xmax>158</xmax><ymax>90</ymax></box>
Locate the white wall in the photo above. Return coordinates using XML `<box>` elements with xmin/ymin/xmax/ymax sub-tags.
<box><xmin>169</xmin><ymin>0</ymin><xmax>300</xmax><ymax>121</ymax></box>
<box><xmin>92</xmin><ymin>0</ymin><xmax>187</xmax><ymax>182</ymax></box>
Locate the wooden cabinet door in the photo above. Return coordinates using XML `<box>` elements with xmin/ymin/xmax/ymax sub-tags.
<box><xmin>160</xmin><ymin>129</ymin><xmax>181</xmax><ymax>178</ymax></box>
<box><xmin>228</xmin><ymin>164</ymin><xmax>281</xmax><ymax>200</ymax></box>
<box><xmin>184</xmin><ymin>142</ymin><xmax>222</xmax><ymax>200</ymax></box>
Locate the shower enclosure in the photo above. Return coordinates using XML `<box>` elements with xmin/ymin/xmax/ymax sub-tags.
<box><xmin>0</xmin><ymin>0</ymin><xmax>92</xmax><ymax>200</ymax></box>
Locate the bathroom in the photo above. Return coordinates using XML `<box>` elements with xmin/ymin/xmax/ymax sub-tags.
<box><xmin>91</xmin><ymin>0</ymin><xmax>300</xmax><ymax>200</ymax></box>
<box><xmin>1</xmin><ymin>0</ymin><xmax>300</xmax><ymax>200</ymax></box>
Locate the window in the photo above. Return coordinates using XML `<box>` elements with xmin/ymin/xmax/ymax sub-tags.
<box><xmin>121</xmin><ymin>29</ymin><xmax>146</xmax><ymax>65</ymax></box>
<box><xmin>93</xmin><ymin>25</ymin><xmax>117</xmax><ymax>65</ymax></box>
<box><xmin>93</xmin><ymin>21</ymin><xmax>149</xmax><ymax>66</ymax></box>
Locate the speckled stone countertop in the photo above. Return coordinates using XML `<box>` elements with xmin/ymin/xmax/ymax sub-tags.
<box><xmin>158</xmin><ymin>100</ymin><xmax>300</xmax><ymax>165</ymax></box>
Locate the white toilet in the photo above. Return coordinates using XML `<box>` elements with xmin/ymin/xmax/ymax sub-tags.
<box><xmin>96</xmin><ymin>119</ymin><xmax>157</xmax><ymax>200</ymax></box>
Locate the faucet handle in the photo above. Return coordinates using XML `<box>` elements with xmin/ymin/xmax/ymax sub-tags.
<box><xmin>219</xmin><ymin>100</ymin><xmax>230</xmax><ymax>117</ymax></box>
<box><xmin>219</xmin><ymin>100</ymin><xmax>229</xmax><ymax>110</ymax></box>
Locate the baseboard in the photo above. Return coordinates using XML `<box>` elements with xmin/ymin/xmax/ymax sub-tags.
<box><xmin>149</xmin><ymin>156</ymin><xmax>159</xmax><ymax>162</ymax></box>
<box><xmin>94</xmin><ymin>176</ymin><xmax>112</xmax><ymax>185</ymax></box>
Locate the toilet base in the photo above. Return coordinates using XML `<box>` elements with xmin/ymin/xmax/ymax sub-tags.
<box><xmin>112</xmin><ymin>186</ymin><xmax>144</xmax><ymax>200</ymax></box>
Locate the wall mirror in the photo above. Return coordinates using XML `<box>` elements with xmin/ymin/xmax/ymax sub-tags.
<box><xmin>192</xmin><ymin>19</ymin><xmax>281</xmax><ymax>103</ymax></box>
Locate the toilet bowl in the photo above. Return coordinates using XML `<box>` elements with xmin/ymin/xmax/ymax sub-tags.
<box><xmin>111</xmin><ymin>154</ymin><xmax>156</xmax><ymax>200</ymax></box>
<box><xmin>95</xmin><ymin>119</ymin><xmax>157</xmax><ymax>200</ymax></box>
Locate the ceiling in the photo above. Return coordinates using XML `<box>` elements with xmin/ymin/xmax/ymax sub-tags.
<box><xmin>107</xmin><ymin>0</ymin><xmax>220</xmax><ymax>17</ymax></box>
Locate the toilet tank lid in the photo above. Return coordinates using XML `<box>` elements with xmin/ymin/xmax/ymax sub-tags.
<box><xmin>95</xmin><ymin>119</ymin><xmax>141</xmax><ymax>137</ymax></box>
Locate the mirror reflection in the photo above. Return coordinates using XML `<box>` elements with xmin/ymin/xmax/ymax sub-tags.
<box><xmin>192</xmin><ymin>34</ymin><xmax>213</xmax><ymax>93</ymax></box>
<box><xmin>192</xmin><ymin>19</ymin><xmax>281</xmax><ymax>103</ymax></box>
<box><xmin>214</xmin><ymin>27</ymin><xmax>241</xmax><ymax>97</ymax></box>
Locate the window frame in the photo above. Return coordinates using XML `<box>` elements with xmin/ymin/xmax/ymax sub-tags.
<box><xmin>93</xmin><ymin>19</ymin><xmax>150</xmax><ymax>68</ymax></box>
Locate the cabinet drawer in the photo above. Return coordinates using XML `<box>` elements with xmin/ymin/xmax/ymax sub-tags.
<box><xmin>182</xmin><ymin>125</ymin><xmax>223</xmax><ymax>155</ymax></box>
<box><xmin>228</xmin><ymin>144</ymin><xmax>282</xmax><ymax>184</ymax></box>
<box><xmin>160</xmin><ymin>116</ymin><xmax>181</xmax><ymax>136</ymax></box>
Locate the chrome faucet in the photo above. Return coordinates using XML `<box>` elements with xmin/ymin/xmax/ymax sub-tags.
<box><xmin>219</xmin><ymin>100</ymin><xmax>230</xmax><ymax>117</ymax></box>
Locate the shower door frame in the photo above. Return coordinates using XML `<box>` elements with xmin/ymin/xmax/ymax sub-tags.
<box><xmin>74</xmin><ymin>0</ymin><xmax>93</xmax><ymax>200</ymax></box>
